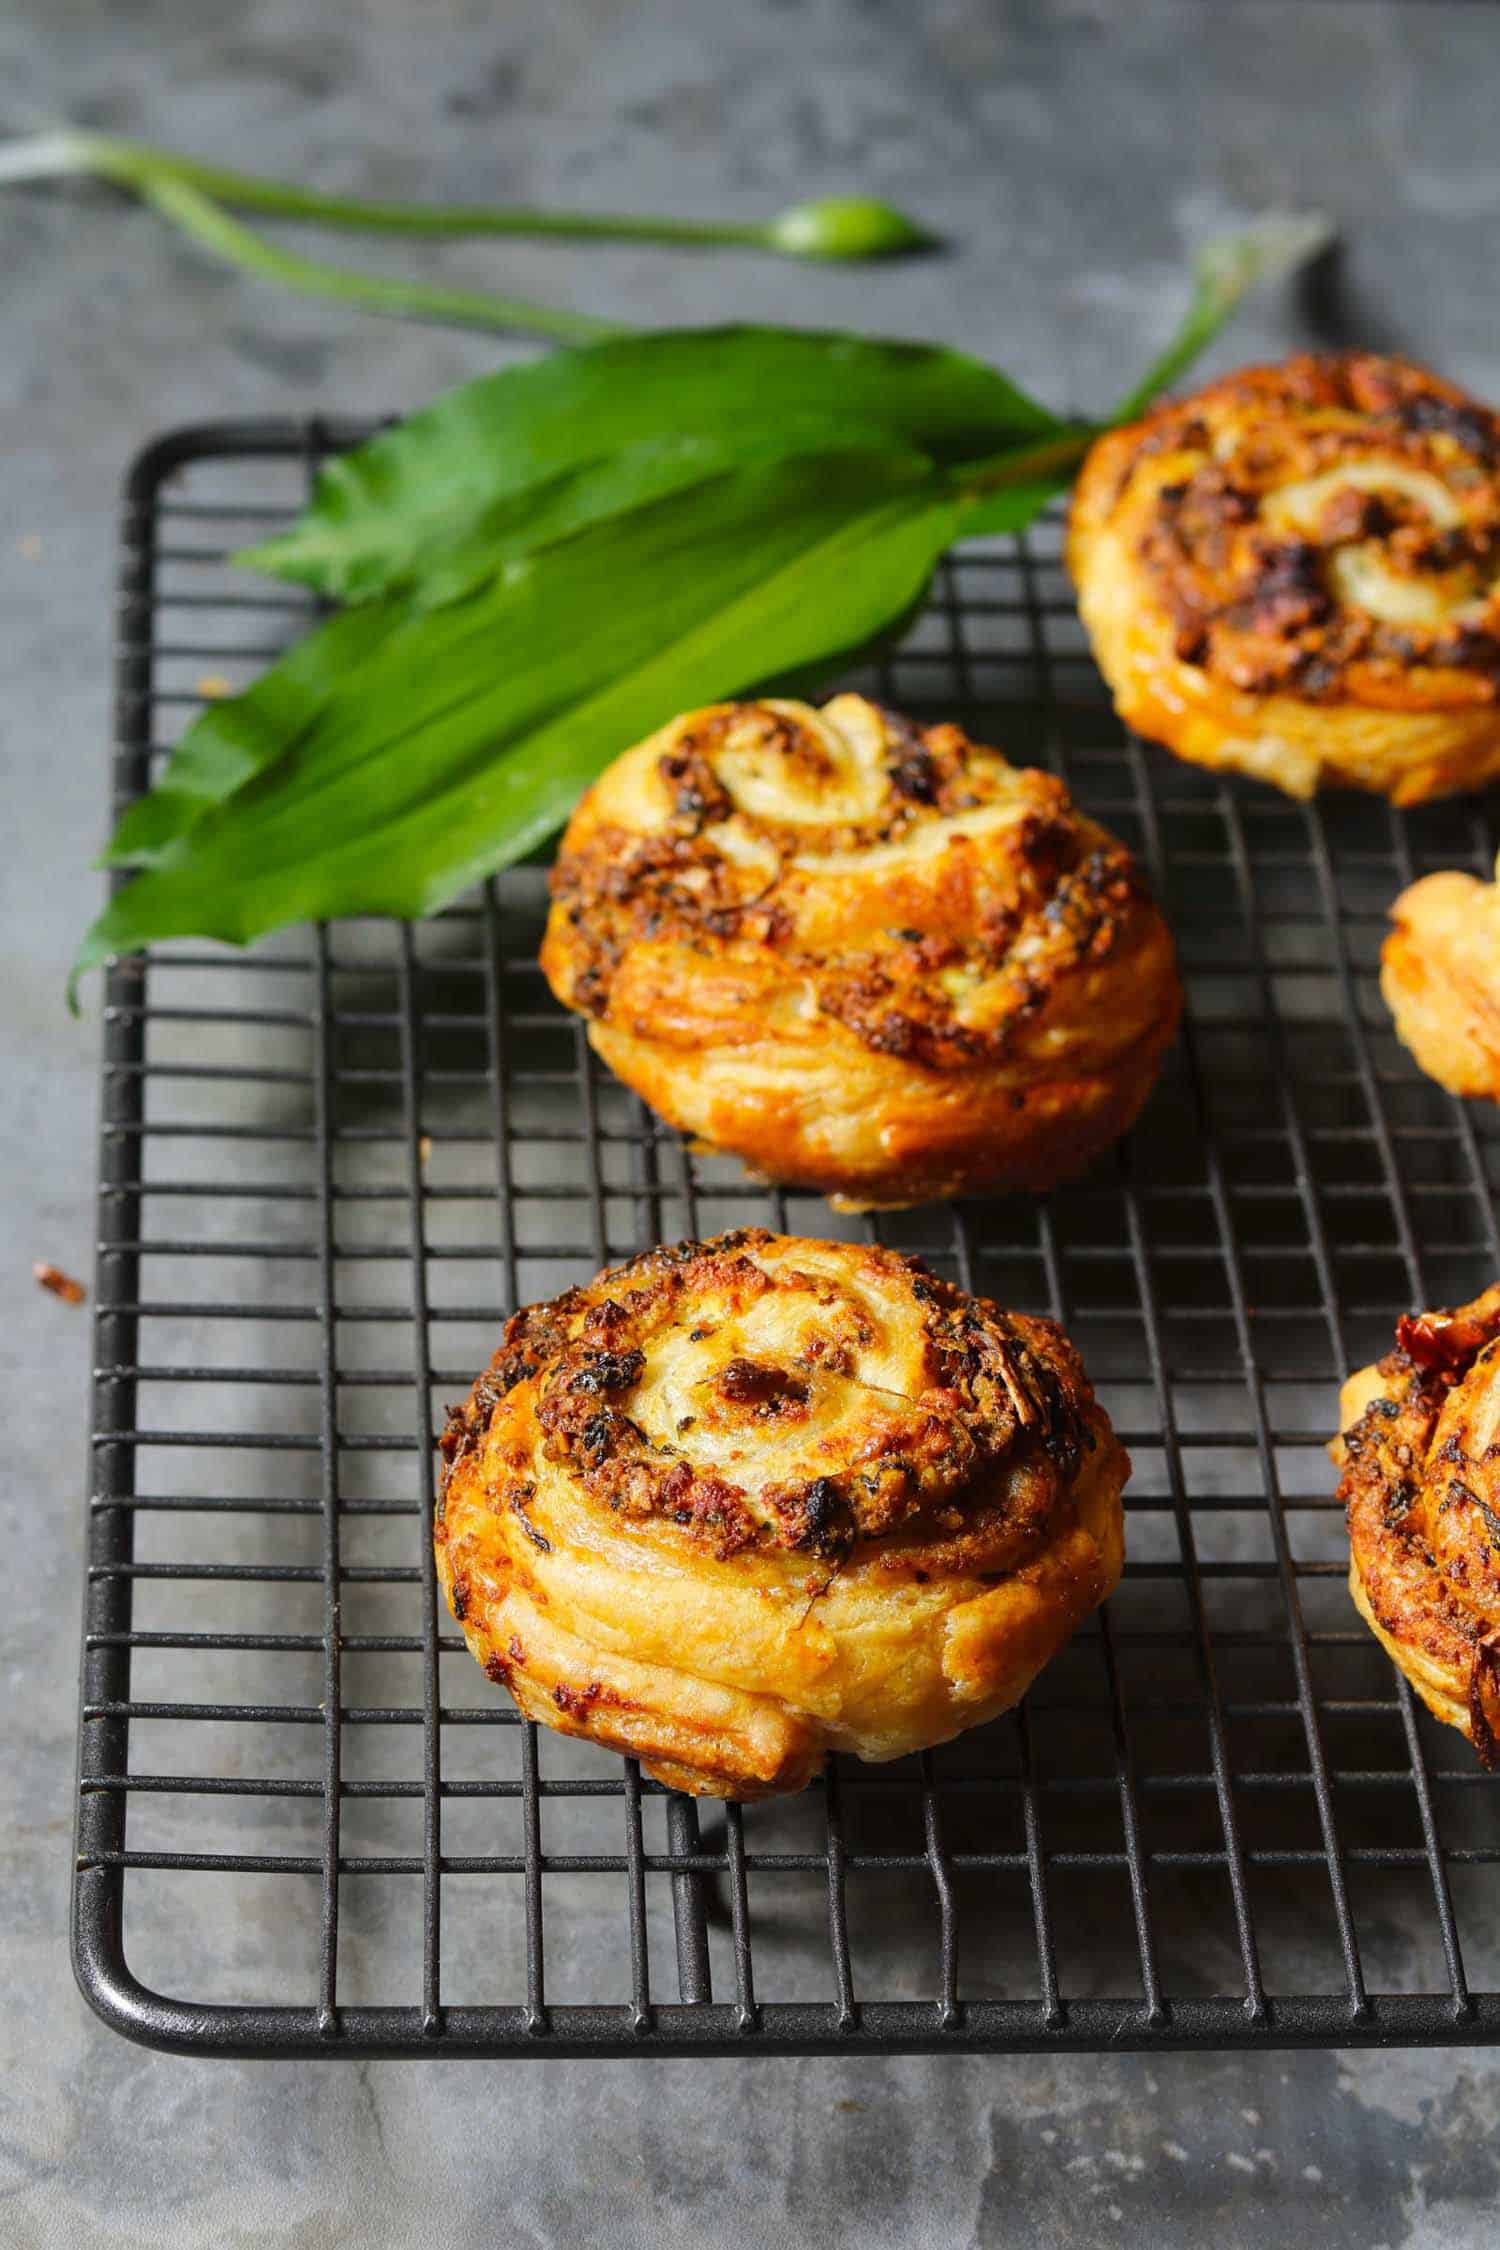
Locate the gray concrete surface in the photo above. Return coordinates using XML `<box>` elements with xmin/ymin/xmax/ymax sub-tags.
<box><xmin>4</xmin><ymin>1</ymin><xmax>1500</xmax><ymax>2244</ymax></box>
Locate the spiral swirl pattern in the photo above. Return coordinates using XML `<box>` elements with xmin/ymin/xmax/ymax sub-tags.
<box><xmin>1336</xmin><ymin>1285</ymin><xmax>1500</xmax><ymax>1763</ymax></box>
<box><xmin>436</xmin><ymin>1230</ymin><xmax>1127</xmax><ymax>1797</ymax></box>
<box><xmin>1069</xmin><ymin>354</ymin><xmax>1500</xmax><ymax>802</ymax></box>
<box><xmin>540</xmin><ymin>694</ymin><xmax>1179</xmax><ymax>1207</ymax></box>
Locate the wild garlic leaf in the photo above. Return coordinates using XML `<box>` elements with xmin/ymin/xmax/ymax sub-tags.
<box><xmin>237</xmin><ymin>326</ymin><xmax>1060</xmax><ymax>604</ymax></box>
<box><xmin>74</xmin><ymin>447</ymin><xmax>960</xmax><ymax>998</ymax></box>
<box><xmin>76</xmin><ymin>220</ymin><xmax>1336</xmax><ymax>1000</ymax></box>
<box><xmin>104</xmin><ymin>421</ymin><xmax>964</xmax><ymax>874</ymax></box>
<box><xmin>104</xmin><ymin>324</ymin><xmax>1063</xmax><ymax>873</ymax></box>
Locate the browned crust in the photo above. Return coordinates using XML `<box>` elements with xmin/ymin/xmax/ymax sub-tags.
<box><xmin>540</xmin><ymin>696</ymin><xmax>1180</xmax><ymax>1205</ymax></box>
<box><xmin>1335</xmin><ymin>1282</ymin><xmax>1500</xmax><ymax>1763</ymax></box>
<box><xmin>1381</xmin><ymin>866</ymin><xmax>1500</xmax><ymax>1100</ymax></box>
<box><xmin>1069</xmin><ymin>354</ymin><xmax>1500</xmax><ymax>803</ymax></box>
<box><xmin>436</xmin><ymin>1230</ymin><xmax>1129</xmax><ymax>1797</ymax></box>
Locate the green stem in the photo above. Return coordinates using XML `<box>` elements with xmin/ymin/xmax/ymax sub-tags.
<box><xmin>957</xmin><ymin>214</ymin><xmax>1336</xmax><ymax>497</ymax></box>
<box><xmin>116</xmin><ymin>132</ymin><xmax>769</xmax><ymax>245</ymax></box>
<box><xmin>953</xmin><ymin>425</ymin><xmax>1097</xmax><ymax>500</ymax></box>
<box><xmin>142</xmin><ymin>175</ymin><xmax>627</xmax><ymax>345</ymax></box>
<box><xmin>1108</xmin><ymin>300</ymin><xmax>1231</xmax><ymax>426</ymax></box>
<box><xmin>2</xmin><ymin>128</ymin><xmax>883</xmax><ymax>254</ymax></box>
<box><xmin>1110</xmin><ymin>213</ymin><xmax>1335</xmax><ymax>425</ymax></box>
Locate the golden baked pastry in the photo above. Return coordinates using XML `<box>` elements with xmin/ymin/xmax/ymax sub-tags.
<box><xmin>436</xmin><ymin>1229</ymin><xmax>1128</xmax><ymax>1799</ymax></box>
<box><xmin>539</xmin><ymin>694</ymin><xmax>1180</xmax><ymax>1208</ymax></box>
<box><xmin>1068</xmin><ymin>354</ymin><xmax>1500</xmax><ymax>803</ymax></box>
<box><xmin>1334</xmin><ymin>1286</ymin><xmax>1500</xmax><ymax>1763</ymax></box>
<box><xmin>1382</xmin><ymin>858</ymin><xmax>1500</xmax><ymax>1099</ymax></box>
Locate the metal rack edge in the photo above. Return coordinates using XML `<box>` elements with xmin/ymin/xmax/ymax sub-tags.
<box><xmin>69</xmin><ymin>416</ymin><xmax>1500</xmax><ymax>2060</ymax></box>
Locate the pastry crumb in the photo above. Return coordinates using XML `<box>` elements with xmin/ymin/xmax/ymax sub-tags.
<box><xmin>34</xmin><ymin>1261</ymin><xmax>86</xmax><ymax>1305</ymax></box>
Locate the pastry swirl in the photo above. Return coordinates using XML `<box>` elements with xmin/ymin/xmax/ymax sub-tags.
<box><xmin>540</xmin><ymin>694</ymin><xmax>1180</xmax><ymax>1207</ymax></box>
<box><xmin>436</xmin><ymin>1229</ymin><xmax>1127</xmax><ymax>1798</ymax></box>
<box><xmin>1069</xmin><ymin>354</ymin><xmax>1500</xmax><ymax>802</ymax></box>
<box><xmin>1382</xmin><ymin>858</ymin><xmax>1500</xmax><ymax>1100</ymax></box>
<box><xmin>1335</xmin><ymin>1286</ymin><xmax>1500</xmax><ymax>1762</ymax></box>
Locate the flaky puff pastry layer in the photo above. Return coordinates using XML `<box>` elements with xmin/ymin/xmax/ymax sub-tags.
<box><xmin>1333</xmin><ymin>1287</ymin><xmax>1500</xmax><ymax>1764</ymax></box>
<box><xmin>1382</xmin><ymin>858</ymin><xmax>1500</xmax><ymax>1099</ymax></box>
<box><xmin>436</xmin><ymin>1230</ymin><xmax>1127</xmax><ymax>1799</ymax></box>
<box><xmin>1069</xmin><ymin>354</ymin><xmax>1500</xmax><ymax>803</ymax></box>
<box><xmin>540</xmin><ymin>695</ymin><xmax>1179</xmax><ymax>1208</ymax></box>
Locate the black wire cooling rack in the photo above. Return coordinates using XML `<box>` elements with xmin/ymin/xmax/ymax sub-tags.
<box><xmin>73</xmin><ymin>421</ymin><xmax>1500</xmax><ymax>2057</ymax></box>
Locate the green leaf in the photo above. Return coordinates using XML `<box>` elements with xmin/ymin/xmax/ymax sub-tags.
<box><xmin>74</xmin><ymin>218</ymin><xmax>1336</xmax><ymax>1003</ymax></box>
<box><xmin>74</xmin><ymin>448</ymin><xmax>960</xmax><ymax>999</ymax></box>
<box><xmin>236</xmin><ymin>326</ymin><xmax>1061</xmax><ymax>604</ymax></box>
<box><xmin>108</xmin><ymin>325</ymin><xmax>1060</xmax><ymax>875</ymax></box>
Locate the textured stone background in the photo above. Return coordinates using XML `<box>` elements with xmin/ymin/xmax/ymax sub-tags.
<box><xmin>4</xmin><ymin>2</ymin><xmax>1500</xmax><ymax>2244</ymax></box>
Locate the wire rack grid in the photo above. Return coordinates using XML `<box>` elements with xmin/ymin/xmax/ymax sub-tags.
<box><xmin>73</xmin><ymin>420</ymin><xmax>1500</xmax><ymax>2057</ymax></box>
